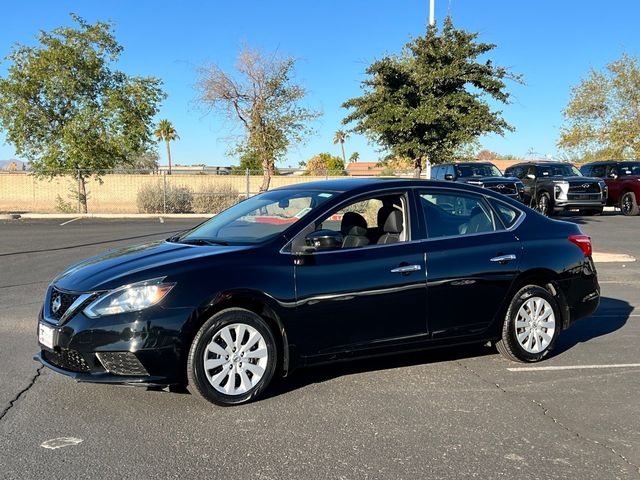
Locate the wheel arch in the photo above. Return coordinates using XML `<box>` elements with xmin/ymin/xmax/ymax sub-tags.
<box><xmin>183</xmin><ymin>290</ymin><xmax>292</xmax><ymax>379</ymax></box>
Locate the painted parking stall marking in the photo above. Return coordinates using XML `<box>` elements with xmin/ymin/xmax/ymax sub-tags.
<box><xmin>507</xmin><ymin>363</ymin><xmax>640</xmax><ymax>372</ymax></box>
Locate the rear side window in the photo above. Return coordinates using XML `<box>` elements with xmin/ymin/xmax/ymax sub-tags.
<box><xmin>589</xmin><ymin>164</ymin><xmax>606</xmax><ymax>178</ymax></box>
<box><xmin>419</xmin><ymin>190</ymin><xmax>502</xmax><ymax>239</ymax></box>
<box><xmin>488</xmin><ymin>198</ymin><xmax>523</xmax><ymax>229</ymax></box>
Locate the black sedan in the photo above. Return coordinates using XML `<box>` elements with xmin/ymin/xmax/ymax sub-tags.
<box><xmin>36</xmin><ymin>178</ymin><xmax>600</xmax><ymax>406</ymax></box>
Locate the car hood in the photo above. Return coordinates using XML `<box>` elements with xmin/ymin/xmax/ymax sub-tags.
<box><xmin>458</xmin><ymin>176</ymin><xmax>520</xmax><ymax>184</ymax></box>
<box><xmin>551</xmin><ymin>176</ymin><xmax>601</xmax><ymax>183</ymax></box>
<box><xmin>53</xmin><ymin>240</ymin><xmax>251</xmax><ymax>292</ymax></box>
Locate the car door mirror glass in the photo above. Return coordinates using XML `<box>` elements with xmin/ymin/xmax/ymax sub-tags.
<box><xmin>444</xmin><ymin>174</ymin><xmax>454</xmax><ymax>181</ymax></box>
<box><xmin>526</xmin><ymin>174</ymin><xmax>536</xmax><ymax>180</ymax></box>
<box><xmin>305</xmin><ymin>229</ymin><xmax>343</xmax><ymax>251</ymax></box>
<box><xmin>608</xmin><ymin>172</ymin><xmax>618</xmax><ymax>179</ymax></box>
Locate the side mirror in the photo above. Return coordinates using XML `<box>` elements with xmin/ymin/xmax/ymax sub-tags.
<box><xmin>608</xmin><ymin>172</ymin><xmax>618</xmax><ymax>179</ymax></box>
<box><xmin>444</xmin><ymin>174</ymin><xmax>454</xmax><ymax>181</ymax></box>
<box><xmin>305</xmin><ymin>229</ymin><xmax>343</xmax><ymax>251</ymax></box>
<box><xmin>526</xmin><ymin>174</ymin><xmax>536</xmax><ymax>180</ymax></box>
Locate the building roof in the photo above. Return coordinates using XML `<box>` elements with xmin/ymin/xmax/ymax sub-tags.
<box><xmin>346</xmin><ymin>162</ymin><xmax>385</xmax><ymax>176</ymax></box>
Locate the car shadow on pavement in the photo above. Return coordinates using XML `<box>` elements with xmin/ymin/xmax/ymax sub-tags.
<box><xmin>263</xmin><ymin>296</ymin><xmax>632</xmax><ymax>400</ymax></box>
<box><xmin>263</xmin><ymin>343</ymin><xmax>495</xmax><ymax>401</ymax></box>
<box><xmin>551</xmin><ymin>296</ymin><xmax>633</xmax><ymax>356</ymax></box>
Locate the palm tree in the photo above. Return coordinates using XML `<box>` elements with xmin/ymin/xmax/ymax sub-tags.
<box><xmin>154</xmin><ymin>119</ymin><xmax>179</xmax><ymax>174</ymax></box>
<box><xmin>333</xmin><ymin>130</ymin><xmax>349</xmax><ymax>164</ymax></box>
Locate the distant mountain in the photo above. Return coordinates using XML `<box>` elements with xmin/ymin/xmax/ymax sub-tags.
<box><xmin>0</xmin><ymin>159</ymin><xmax>27</xmax><ymax>170</ymax></box>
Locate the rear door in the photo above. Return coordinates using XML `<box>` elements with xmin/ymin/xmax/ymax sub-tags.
<box><xmin>416</xmin><ymin>189</ymin><xmax>522</xmax><ymax>338</ymax></box>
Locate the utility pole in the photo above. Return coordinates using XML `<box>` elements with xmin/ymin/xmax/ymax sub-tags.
<box><xmin>429</xmin><ymin>0</ymin><xmax>435</xmax><ymax>26</ymax></box>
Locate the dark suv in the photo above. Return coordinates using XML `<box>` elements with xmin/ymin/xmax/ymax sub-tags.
<box><xmin>431</xmin><ymin>162</ymin><xmax>525</xmax><ymax>201</ymax></box>
<box><xmin>504</xmin><ymin>161</ymin><xmax>607</xmax><ymax>216</ymax></box>
<box><xmin>580</xmin><ymin>161</ymin><xmax>640</xmax><ymax>216</ymax></box>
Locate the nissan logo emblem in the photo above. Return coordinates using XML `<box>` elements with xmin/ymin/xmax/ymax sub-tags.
<box><xmin>52</xmin><ymin>295</ymin><xmax>62</xmax><ymax>314</ymax></box>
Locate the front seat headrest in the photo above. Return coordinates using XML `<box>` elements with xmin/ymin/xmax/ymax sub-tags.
<box><xmin>383</xmin><ymin>209</ymin><xmax>403</xmax><ymax>234</ymax></box>
<box><xmin>341</xmin><ymin>211</ymin><xmax>368</xmax><ymax>236</ymax></box>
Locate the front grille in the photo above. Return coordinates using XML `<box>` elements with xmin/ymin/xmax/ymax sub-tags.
<box><xmin>485</xmin><ymin>183</ymin><xmax>517</xmax><ymax>195</ymax></box>
<box><xmin>569</xmin><ymin>182</ymin><xmax>601</xmax><ymax>194</ymax></box>
<box><xmin>96</xmin><ymin>352</ymin><xmax>148</xmax><ymax>376</ymax></box>
<box><xmin>43</xmin><ymin>348</ymin><xmax>90</xmax><ymax>373</ymax></box>
<box><xmin>49</xmin><ymin>287</ymin><xmax>80</xmax><ymax>321</ymax></box>
<box><xmin>567</xmin><ymin>193</ymin><xmax>602</xmax><ymax>201</ymax></box>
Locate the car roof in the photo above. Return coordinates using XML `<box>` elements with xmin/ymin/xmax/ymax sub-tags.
<box><xmin>271</xmin><ymin>177</ymin><xmax>504</xmax><ymax>196</ymax></box>
<box><xmin>507</xmin><ymin>161</ymin><xmax>576</xmax><ymax>167</ymax></box>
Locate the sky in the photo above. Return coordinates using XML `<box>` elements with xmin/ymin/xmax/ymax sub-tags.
<box><xmin>1</xmin><ymin>0</ymin><xmax>639</xmax><ymax>167</ymax></box>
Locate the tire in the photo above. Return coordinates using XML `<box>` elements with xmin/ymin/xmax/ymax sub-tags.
<box><xmin>496</xmin><ymin>285</ymin><xmax>561</xmax><ymax>363</ymax></box>
<box><xmin>580</xmin><ymin>207</ymin><xmax>603</xmax><ymax>216</ymax></box>
<box><xmin>537</xmin><ymin>192</ymin><xmax>553</xmax><ymax>216</ymax></box>
<box><xmin>620</xmin><ymin>191</ymin><xmax>640</xmax><ymax>216</ymax></box>
<box><xmin>187</xmin><ymin>308</ymin><xmax>277</xmax><ymax>406</ymax></box>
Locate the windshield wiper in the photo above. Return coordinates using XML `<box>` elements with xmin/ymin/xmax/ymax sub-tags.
<box><xmin>176</xmin><ymin>238</ymin><xmax>229</xmax><ymax>246</ymax></box>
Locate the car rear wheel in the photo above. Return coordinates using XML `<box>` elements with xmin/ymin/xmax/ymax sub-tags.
<box><xmin>187</xmin><ymin>308</ymin><xmax>277</xmax><ymax>406</ymax></box>
<box><xmin>620</xmin><ymin>191</ymin><xmax>640</xmax><ymax>216</ymax></box>
<box><xmin>496</xmin><ymin>285</ymin><xmax>560</xmax><ymax>363</ymax></box>
<box><xmin>537</xmin><ymin>192</ymin><xmax>552</xmax><ymax>216</ymax></box>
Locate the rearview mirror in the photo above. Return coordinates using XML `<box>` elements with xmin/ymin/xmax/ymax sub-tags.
<box><xmin>305</xmin><ymin>229</ymin><xmax>343</xmax><ymax>251</ymax></box>
<box><xmin>278</xmin><ymin>199</ymin><xmax>290</xmax><ymax>209</ymax></box>
<box><xmin>444</xmin><ymin>174</ymin><xmax>454</xmax><ymax>181</ymax></box>
<box><xmin>526</xmin><ymin>174</ymin><xmax>536</xmax><ymax>180</ymax></box>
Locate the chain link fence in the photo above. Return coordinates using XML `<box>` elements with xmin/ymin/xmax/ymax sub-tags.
<box><xmin>0</xmin><ymin>168</ymin><xmax>421</xmax><ymax>214</ymax></box>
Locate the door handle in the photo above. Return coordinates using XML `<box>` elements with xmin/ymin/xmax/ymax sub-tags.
<box><xmin>390</xmin><ymin>264</ymin><xmax>422</xmax><ymax>274</ymax></box>
<box><xmin>490</xmin><ymin>254</ymin><xmax>517</xmax><ymax>264</ymax></box>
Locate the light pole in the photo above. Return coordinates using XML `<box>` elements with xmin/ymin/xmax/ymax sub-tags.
<box><xmin>429</xmin><ymin>0</ymin><xmax>435</xmax><ymax>26</ymax></box>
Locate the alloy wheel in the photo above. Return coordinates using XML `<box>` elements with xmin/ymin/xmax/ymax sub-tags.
<box><xmin>203</xmin><ymin>323</ymin><xmax>269</xmax><ymax>395</ymax></box>
<box><xmin>537</xmin><ymin>194</ymin><xmax>549</xmax><ymax>215</ymax></box>
<box><xmin>514</xmin><ymin>296</ymin><xmax>556</xmax><ymax>354</ymax></box>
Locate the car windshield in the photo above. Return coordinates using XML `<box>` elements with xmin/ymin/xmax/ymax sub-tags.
<box><xmin>455</xmin><ymin>164</ymin><xmax>502</xmax><ymax>177</ymax></box>
<box><xmin>538</xmin><ymin>164</ymin><xmax>582</xmax><ymax>177</ymax></box>
<box><xmin>619</xmin><ymin>162</ymin><xmax>640</xmax><ymax>176</ymax></box>
<box><xmin>173</xmin><ymin>189</ymin><xmax>336</xmax><ymax>245</ymax></box>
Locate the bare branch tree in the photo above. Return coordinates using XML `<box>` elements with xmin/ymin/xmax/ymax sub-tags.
<box><xmin>197</xmin><ymin>47</ymin><xmax>319</xmax><ymax>190</ymax></box>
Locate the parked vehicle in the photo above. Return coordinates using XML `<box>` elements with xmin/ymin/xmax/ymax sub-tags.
<box><xmin>36</xmin><ymin>178</ymin><xmax>600</xmax><ymax>406</ymax></box>
<box><xmin>431</xmin><ymin>162</ymin><xmax>525</xmax><ymax>201</ymax></box>
<box><xmin>580</xmin><ymin>161</ymin><xmax>640</xmax><ymax>216</ymax></box>
<box><xmin>504</xmin><ymin>161</ymin><xmax>607</xmax><ymax>216</ymax></box>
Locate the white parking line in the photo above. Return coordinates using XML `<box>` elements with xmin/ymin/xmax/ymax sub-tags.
<box><xmin>508</xmin><ymin>364</ymin><xmax>640</xmax><ymax>372</ymax></box>
<box><xmin>59</xmin><ymin>217</ymin><xmax>81</xmax><ymax>226</ymax></box>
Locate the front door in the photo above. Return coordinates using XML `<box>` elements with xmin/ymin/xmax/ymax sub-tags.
<box><xmin>290</xmin><ymin>192</ymin><xmax>427</xmax><ymax>356</ymax></box>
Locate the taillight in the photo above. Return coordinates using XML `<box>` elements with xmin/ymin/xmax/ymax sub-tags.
<box><xmin>568</xmin><ymin>234</ymin><xmax>592</xmax><ymax>257</ymax></box>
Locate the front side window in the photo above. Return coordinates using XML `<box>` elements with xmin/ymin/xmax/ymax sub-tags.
<box><xmin>419</xmin><ymin>190</ymin><xmax>501</xmax><ymax>239</ymax></box>
<box><xmin>176</xmin><ymin>189</ymin><xmax>336</xmax><ymax>245</ymax></box>
<box><xmin>296</xmin><ymin>193</ymin><xmax>409</xmax><ymax>251</ymax></box>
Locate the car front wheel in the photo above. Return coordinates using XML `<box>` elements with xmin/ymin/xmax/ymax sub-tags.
<box><xmin>187</xmin><ymin>308</ymin><xmax>277</xmax><ymax>406</ymax></box>
<box><xmin>620</xmin><ymin>191</ymin><xmax>640</xmax><ymax>216</ymax></box>
<box><xmin>496</xmin><ymin>285</ymin><xmax>560</xmax><ymax>363</ymax></box>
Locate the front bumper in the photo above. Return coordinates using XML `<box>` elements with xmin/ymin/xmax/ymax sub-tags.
<box><xmin>36</xmin><ymin>305</ymin><xmax>193</xmax><ymax>386</ymax></box>
<box><xmin>553</xmin><ymin>198</ymin><xmax>606</xmax><ymax>211</ymax></box>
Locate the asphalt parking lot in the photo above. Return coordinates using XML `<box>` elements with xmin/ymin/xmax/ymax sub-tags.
<box><xmin>0</xmin><ymin>213</ymin><xmax>639</xmax><ymax>479</ymax></box>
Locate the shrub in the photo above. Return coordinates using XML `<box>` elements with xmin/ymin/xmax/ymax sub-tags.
<box><xmin>137</xmin><ymin>183</ymin><xmax>193</xmax><ymax>213</ymax></box>
<box><xmin>192</xmin><ymin>184</ymin><xmax>240</xmax><ymax>214</ymax></box>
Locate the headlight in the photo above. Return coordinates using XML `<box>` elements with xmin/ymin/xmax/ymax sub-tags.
<box><xmin>553</xmin><ymin>181</ymin><xmax>569</xmax><ymax>200</ymax></box>
<box><xmin>83</xmin><ymin>278</ymin><xmax>175</xmax><ymax>318</ymax></box>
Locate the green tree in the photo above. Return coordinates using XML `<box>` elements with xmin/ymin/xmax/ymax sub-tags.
<box><xmin>304</xmin><ymin>152</ymin><xmax>346</xmax><ymax>176</ymax></box>
<box><xmin>333</xmin><ymin>130</ymin><xmax>349</xmax><ymax>163</ymax></box>
<box><xmin>230</xmin><ymin>147</ymin><xmax>262</xmax><ymax>175</ymax></box>
<box><xmin>558</xmin><ymin>53</ymin><xmax>640</xmax><ymax>160</ymax></box>
<box><xmin>197</xmin><ymin>47</ymin><xmax>319</xmax><ymax>191</ymax></box>
<box><xmin>154</xmin><ymin>119</ymin><xmax>179</xmax><ymax>174</ymax></box>
<box><xmin>343</xmin><ymin>17</ymin><xmax>520</xmax><ymax>176</ymax></box>
<box><xmin>349</xmin><ymin>151</ymin><xmax>360</xmax><ymax>163</ymax></box>
<box><xmin>0</xmin><ymin>14</ymin><xmax>165</xmax><ymax>212</ymax></box>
